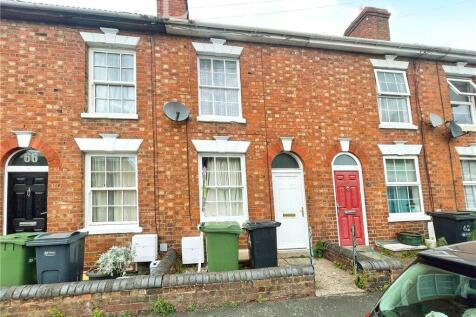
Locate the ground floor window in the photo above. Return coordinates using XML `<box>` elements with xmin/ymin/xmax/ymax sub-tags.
<box><xmin>199</xmin><ymin>154</ymin><xmax>247</xmax><ymax>221</ymax></box>
<box><xmin>86</xmin><ymin>154</ymin><xmax>138</xmax><ymax>224</ymax></box>
<box><xmin>384</xmin><ymin>157</ymin><xmax>423</xmax><ymax>213</ymax></box>
<box><xmin>461</xmin><ymin>159</ymin><xmax>476</xmax><ymax>210</ymax></box>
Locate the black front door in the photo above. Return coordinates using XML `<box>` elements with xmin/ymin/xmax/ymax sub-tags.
<box><xmin>7</xmin><ymin>172</ymin><xmax>47</xmax><ymax>233</ymax></box>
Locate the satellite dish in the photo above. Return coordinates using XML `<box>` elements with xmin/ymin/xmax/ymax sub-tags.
<box><xmin>429</xmin><ymin>113</ymin><xmax>444</xmax><ymax>128</ymax></box>
<box><xmin>163</xmin><ymin>101</ymin><xmax>190</xmax><ymax>122</ymax></box>
<box><xmin>448</xmin><ymin>121</ymin><xmax>464</xmax><ymax>138</ymax></box>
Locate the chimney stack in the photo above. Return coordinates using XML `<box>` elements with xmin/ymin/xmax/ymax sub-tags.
<box><xmin>157</xmin><ymin>0</ymin><xmax>188</xmax><ymax>19</ymax></box>
<box><xmin>344</xmin><ymin>7</ymin><xmax>391</xmax><ymax>41</ymax></box>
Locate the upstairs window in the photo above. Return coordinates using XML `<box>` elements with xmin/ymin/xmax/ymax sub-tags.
<box><xmin>375</xmin><ymin>70</ymin><xmax>413</xmax><ymax>128</ymax></box>
<box><xmin>448</xmin><ymin>78</ymin><xmax>476</xmax><ymax>126</ymax></box>
<box><xmin>198</xmin><ymin>57</ymin><xmax>242</xmax><ymax>121</ymax></box>
<box><xmin>88</xmin><ymin>49</ymin><xmax>136</xmax><ymax>115</ymax></box>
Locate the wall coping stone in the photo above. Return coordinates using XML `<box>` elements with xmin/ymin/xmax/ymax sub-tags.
<box><xmin>0</xmin><ymin>265</ymin><xmax>313</xmax><ymax>301</ymax></box>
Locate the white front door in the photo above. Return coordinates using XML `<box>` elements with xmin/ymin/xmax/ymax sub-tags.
<box><xmin>272</xmin><ymin>170</ymin><xmax>309</xmax><ymax>249</ymax></box>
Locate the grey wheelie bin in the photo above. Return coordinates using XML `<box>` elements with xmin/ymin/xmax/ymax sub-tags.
<box><xmin>26</xmin><ymin>231</ymin><xmax>88</xmax><ymax>284</ymax></box>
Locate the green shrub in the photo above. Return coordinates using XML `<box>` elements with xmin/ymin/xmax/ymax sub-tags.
<box><xmin>437</xmin><ymin>237</ymin><xmax>448</xmax><ymax>247</ymax></box>
<box><xmin>186</xmin><ymin>304</ymin><xmax>197</xmax><ymax>312</ymax></box>
<box><xmin>313</xmin><ymin>241</ymin><xmax>328</xmax><ymax>258</ymax></box>
<box><xmin>48</xmin><ymin>308</ymin><xmax>67</xmax><ymax>317</ymax></box>
<box><xmin>256</xmin><ymin>294</ymin><xmax>266</xmax><ymax>304</ymax></box>
<box><xmin>121</xmin><ymin>313</ymin><xmax>131</xmax><ymax>317</ymax></box>
<box><xmin>224</xmin><ymin>300</ymin><xmax>240</xmax><ymax>308</ymax></box>
<box><xmin>91</xmin><ymin>308</ymin><xmax>104</xmax><ymax>317</ymax></box>
<box><xmin>355</xmin><ymin>273</ymin><xmax>368</xmax><ymax>290</ymax></box>
<box><xmin>153</xmin><ymin>299</ymin><xmax>176</xmax><ymax>316</ymax></box>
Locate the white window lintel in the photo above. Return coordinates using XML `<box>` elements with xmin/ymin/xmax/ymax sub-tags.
<box><xmin>81</xmin><ymin>113</ymin><xmax>138</xmax><ymax>120</ymax></box>
<box><xmin>75</xmin><ymin>135</ymin><xmax>143</xmax><ymax>153</ymax></box>
<box><xmin>443</xmin><ymin>63</ymin><xmax>476</xmax><ymax>78</ymax></box>
<box><xmin>456</xmin><ymin>145</ymin><xmax>476</xmax><ymax>156</ymax></box>
<box><xmin>80</xmin><ymin>28</ymin><xmax>140</xmax><ymax>49</ymax></box>
<box><xmin>192</xmin><ymin>41</ymin><xmax>243</xmax><ymax>58</ymax></box>
<box><xmin>378</xmin><ymin>143</ymin><xmax>422</xmax><ymax>156</ymax></box>
<box><xmin>370</xmin><ymin>55</ymin><xmax>409</xmax><ymax>70</ymax></box>
<box><xmin>192</xmin><ymin>137</ymin><xmax>250</xmax><ymax>153</ymax></box>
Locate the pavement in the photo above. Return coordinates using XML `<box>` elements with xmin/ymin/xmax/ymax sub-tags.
<box><xmin>174</xmin><ymin>293</ymin><xmax>381</xmax><ymax>317</ymax></box>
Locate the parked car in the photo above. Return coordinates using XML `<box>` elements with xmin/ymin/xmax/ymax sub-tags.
<box><xmin>367</xmin><ymin>241</ymin><xmax>476</xmax><ymax>317</ymax></box>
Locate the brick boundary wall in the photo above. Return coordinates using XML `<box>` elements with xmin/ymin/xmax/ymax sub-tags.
<box><xmin>0</xmin><ymin>265</ymin><xmax>315</xmax><ymax>316</ymax></box>
<box><xmin>323</xmin><ymin>244</ymin><xmax>404</xmax><ymax>291</ymax></box>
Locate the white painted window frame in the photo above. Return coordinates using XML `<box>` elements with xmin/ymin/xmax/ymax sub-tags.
<box><xmin>374</xmin><ymin>69</ymin><xmax>416</xmax><ymax>130</ymax></box>
<box><xmin>448</xmin><ymin>79</ymin><xmax>476</xmax><ymax>131</ymax></box>
<box><xmin>83</xmin><ymin>153</ymin><xmax>142</xmax><ymax>235</ymax></box>
<box><xmin>196</xmin><ymin>56</ymin><xmax>245</xmax><ymax>124</ymax></box>
<box><xmin>82</xmin><ymin>47</ymin><xmax>138</xmax><ymax>120</ymax></box>
<box><xmin>383</xmin><ymin>156</ymin><xmax>429</xmax><ymax>222</ymax></box>
<box><xmin>460</xmin><ymin>157</ymin><xmax>476</xmax><ymax>211</ymax></box>
<box><xmin>198</xmin><ymin>153</ymin><xmax>249</xmax><ymax>224</ymax></box>
<box><xmin>447</xmin><ymin>78</ymin><xmax>476</xmax><ymax>96</ymax></box>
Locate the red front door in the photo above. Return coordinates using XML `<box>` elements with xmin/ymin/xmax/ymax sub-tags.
<box><xmin>334</xmin><ymin>171</ymin><xmax>365</xmax><ymax>246</ymax></box>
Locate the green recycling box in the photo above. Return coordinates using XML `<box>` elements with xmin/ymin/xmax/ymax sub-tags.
<box><xmin>199</xmin><ymin>222</ymin><xmax>242</xmax><ymax>272</ymax></box>
<box><xmin>0</xmin><ymin>232</ymin><xmax>42</xmax><ymax>287</ymax></box>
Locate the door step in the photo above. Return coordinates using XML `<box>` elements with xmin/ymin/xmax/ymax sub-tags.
<box><xmin>278</xmin><ymin>249</ymin><xmax>310</xmax><ymax>259</ymax></box>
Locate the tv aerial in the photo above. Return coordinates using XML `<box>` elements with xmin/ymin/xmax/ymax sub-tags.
<box><xmin>448</xmin><ymin>121</ymin><xmax>465</xmax><ymax>139</ymax></box>
<box><xmin>428</xmin><ymin>113</ymin><xmax>467</xmax><ymax>139</ymax></box>
<box><xmin>428</xmin><ymin>113</ymin><xmax>444</xmax><ymax>128</ymax></box>
<box><xmin>163</xmin><ymin>101</ymin><xmax>190</xmax><ymax>122</ymax></box>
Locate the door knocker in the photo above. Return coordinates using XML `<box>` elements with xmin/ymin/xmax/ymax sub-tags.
<box><xmin>26</xmin><ymin>186</ymin><xmax>31</xmax><ymax>198</ymax></box>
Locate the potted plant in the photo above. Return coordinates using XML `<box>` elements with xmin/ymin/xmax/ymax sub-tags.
<box><xmin>87</xmin><ymin>246</ymin><xmax>134</xmax><ymax>280</ymax></box>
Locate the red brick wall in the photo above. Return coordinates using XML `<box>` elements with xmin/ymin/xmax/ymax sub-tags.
<box><xmin>0</xmin><ymin>275</ymin><xmax>315</xmax><ymax>316</ymax></box>
<box><xmin>157</xmin><ymin>0</ymin><xmax>188</xmax><ymax>19</ymax></box>
<box><xmin>1</xmin><ymin>19</ymin><xmax>475</xmax><ymax>266</ymax></box>
<box><xmin>0</xmin><ymin>21</ymin><xmax>158</xmax><ymax>266</ymax></box>
<box><xmin>344</xmin><ymin>7</ymin><xmax>391</xmax><ymax>40</ymax></box>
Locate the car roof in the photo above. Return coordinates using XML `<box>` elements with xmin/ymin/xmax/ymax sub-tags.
<box><xmin>417</xmin><ymin>241</ymin><xmax>476</xmax><ymax>278</ymax></box>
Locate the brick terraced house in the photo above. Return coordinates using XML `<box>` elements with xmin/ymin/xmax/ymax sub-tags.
<box><xmin>1</xmin><ymin>0</ymin><xmax>476</xmax><ymax>266</ymax></box>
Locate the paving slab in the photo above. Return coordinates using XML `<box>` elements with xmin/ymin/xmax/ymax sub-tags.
<box><xmin>314</xmin><ymin>258</ymin><xmax>365</xmax><ymax>296</ymax></box>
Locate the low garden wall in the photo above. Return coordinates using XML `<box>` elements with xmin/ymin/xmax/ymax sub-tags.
<box><xmin>0</xmin><ymin>265</ymin><xmax>315</xmax><ymax>316</ymax></box>
<box><xmin>323</xmin><ymin>243</ymin><xmax>404</xmax><ymax>291</ymax></box>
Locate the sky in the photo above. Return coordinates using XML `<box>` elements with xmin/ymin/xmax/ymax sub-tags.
<box><xmin>21</xmin><ymin>0</ymin><xmax>476</xmax><ymax>50</ymax></box>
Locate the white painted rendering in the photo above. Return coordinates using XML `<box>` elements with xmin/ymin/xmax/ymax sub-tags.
<box><xmin>280</xmin><ymin>137</ymin><xmax>294</xmax><ymax>152</ymax></box>
<box><xmin>74</xmin><ymin>135</ymin><xmax>143</xmax><ymax>153</ymax></box>
<box><xmin>12</xmin><ymin>131</ymin><xmax>35</xmax><ymax>148</ymax></box>
<box><xmin>378</xmin><ymin>143</ymin><xmax>423</xmax><ymax>156</ymax></box>
<box><xmin>192</xmin><ymin>40</ymin><xmax>243</xmax><ymax>58</ymax></box>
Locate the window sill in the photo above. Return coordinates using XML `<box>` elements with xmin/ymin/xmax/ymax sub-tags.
<box><xmin>197</xmin><ymin>115</ymin><xmax>246</xmax><ymax>124</ymax></box>
<box><xmin>81</xmin><ymin>113</ymin><xmax>138</xmax><ymax>120</ymax></box>
<box><xmin>459</xmin><ymin>125</ymin><xmax>476</xmax><ymax>132</ymax></box>
<box><xmin>388</xmin><ymin>213</ymin><xmax>431</xmax><ymax>223</ymax></box>
<box><xmin>379</xmin><ymin>122</ymin><xmax>418</xmax><ymax>130</ymax></box>
<box><xmin>200</xmin><ymin>216</ymin><xmax>248</xmax><ymax>226</ymax></box>
<box><xmin>80</xmin><ymin>224</ymin><xmax>143</xmax><ymax>235</ymax></box>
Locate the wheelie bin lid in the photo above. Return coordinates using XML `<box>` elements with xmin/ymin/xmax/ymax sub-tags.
<box><xmin>243</xmin><ymin>221</ymin><xmax>281</xmax><ymax>230</ymax></box>
<box><xmin>26</xmin><ymin>231</ymin><xmax>88</xmax><ymax>246</ymax></box>
<box><xmin>430</xmin><ymin>211</ymin><xmax>476</xmax><ymax>221</ymax></box>
<box><xmin>0</xmin><ymin>232</ymin><xmax>43</xmax><ymax>246</ymax></box>
<box><xmin>199</xmin><ymin>222</ymin><xmax>242</xmax><ymax>234</ymax></box>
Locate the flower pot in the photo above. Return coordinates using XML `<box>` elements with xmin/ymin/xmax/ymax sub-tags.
<box><xmin>397</xmin><ymin>232</ymin><xmax>423</xmax><ymax>246</ymax></box>
<box><xmin>87</xmin><ymin>269</ymin><xmax>111</xmax><ymax>280</ymax></box>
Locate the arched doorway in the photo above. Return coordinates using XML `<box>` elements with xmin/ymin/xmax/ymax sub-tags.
<box><xmin>271</xmin><ymin>153</ymin><xmax>309</xmax><ymax>249</ymax></box>
<box><xmin>3</xmin><ymin>149</ymin><xmax>48</xmax><ymax>234</ymax></box>
<box><xmin>332</xmin><ymin>153</ymin><xmax>368</xmax><ymax>246</ymax></box>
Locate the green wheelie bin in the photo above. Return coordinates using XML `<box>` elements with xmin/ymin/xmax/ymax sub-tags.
<box><xmin>199</xmin><ymin>222</ymin><xmax>242</xmax><ymax>272</ymax></box>
<box><xmin>0</xmin><ymin>232</ymin><xmax>42</xmax><ymax>287</ymax></box>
